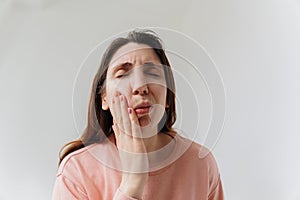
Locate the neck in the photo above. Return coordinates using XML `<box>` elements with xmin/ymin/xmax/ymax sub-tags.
<box><xmin>110</xmin><ymin>130</ymin><xmax>173</xmax><ymax>153</ymax></box>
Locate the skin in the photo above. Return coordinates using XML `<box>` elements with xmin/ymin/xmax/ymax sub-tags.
<box><xmin>101</xmin><ymin>43</ymin><xmax>173</xmax><ymax>198</ymax></box>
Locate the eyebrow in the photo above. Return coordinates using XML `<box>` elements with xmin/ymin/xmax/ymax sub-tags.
<box><xmin>111</xmin><ymin>61</ymin><xmax>162</xmax><ymax>74</ymax></box>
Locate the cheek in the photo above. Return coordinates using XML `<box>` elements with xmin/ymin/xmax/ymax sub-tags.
<box><xmin>105</xmin><ymin>81</ymin><xmax>131</xmax><ymax>104</ymax></box>
<box><xmin>104</xmin><ymin>84</ymin><xmax>116</xmax><ymax>105</ymax></box>
<box><xmin>153</xmin><ymin>85</ymin><xmax>167</xmax><ymax>103</ymax></box>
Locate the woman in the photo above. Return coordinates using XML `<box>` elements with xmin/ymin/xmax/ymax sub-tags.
<box><xmin>53</xmin><ymin>29</ymin><xmax>224</xmax><ymax>200</ymax></box>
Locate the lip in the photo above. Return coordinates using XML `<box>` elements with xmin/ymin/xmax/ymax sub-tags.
<box><xmin>133</xmin><ymin>101</ymin><xmax>153</xmax><ymax>109</ymax></box>
<box><xmin>133</xmin><ymin>101</ymin><xmax>152</xmax><ymax>115</ymax></box>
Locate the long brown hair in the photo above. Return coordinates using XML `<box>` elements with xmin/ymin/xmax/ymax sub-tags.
<box><xmin>59</xmin><ymin>29</ymin><xmax>177</xmax><ymax>165</ymax></box>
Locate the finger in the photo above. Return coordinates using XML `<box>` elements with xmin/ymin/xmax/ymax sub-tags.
<box><xmin>119</xmin><ymin>95</ymin><xmax>132</xmax><ymax>137</ymax></box>
<box><xmin>112</xmin><ymin>124</ymin><xmax>123</xmax><ymax>149</ymax></box>
<box><xmin>109</xmin><ymin>96</ymin><xmax>117</xmax><ymax>124</ymax></box>
<box><xmin>112</xmin><ymin>124</ymin><xmax>119</xmax><ymax>137</ymax></box>
<box><xmin>128</xmin><ymin>108</ymin><xmax>142</xmax><ymax>138</ymax></box>
<box><xmin>113</xmin><ymin>93</ymin><xmax>124</xmax><ymax>134</ymax></box>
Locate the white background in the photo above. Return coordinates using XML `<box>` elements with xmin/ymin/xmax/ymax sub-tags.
<box><xmin>1</xmin><ymin>0</ymin><xmax>300</xmax><ymax>199</ymax></box>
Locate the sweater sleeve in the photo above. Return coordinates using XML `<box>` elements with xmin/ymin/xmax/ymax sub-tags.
<box><xmin>52</xmin><ymin>174</ymin><xmax>88</xmax><ymax>200</ymax></box>
<box><xmin>203</xmin><ymin>150</ymin><xmax>224</xmax><ymax>200</ymax></box>
<box><xmin>208</xmin><ymin>175</ymin><xmax>224</xmax><ymax>200</ymax></box>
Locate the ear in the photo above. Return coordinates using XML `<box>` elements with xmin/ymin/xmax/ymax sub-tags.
<box><xmin>102</xmin><ymin>95</ymin><xmax>109</xmax><ymax>110</ymax></box>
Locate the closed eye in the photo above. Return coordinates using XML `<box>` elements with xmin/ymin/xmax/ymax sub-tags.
<box><xmin>143</xmin><ymin>63</ymin><xmax>163</xmax><ymax>78</ymax></box>
<box><xmin>112</xmin><ymin>62</ymin><xmax>132</xmax><ymax>78</ymax></box>
<box><xmin>145</xmin><ymin>72</ymin><xmax>160</xmax><ymax>77</ymax></box>
<box><xmin>115</xmin><ymin>69</ymin><xmax>128</xmax><ymax>78</ymax></box>
<box><xmin>116</xmin><ymin>74</ymin><xmax>126</xmax><ymax>78</ymax></box>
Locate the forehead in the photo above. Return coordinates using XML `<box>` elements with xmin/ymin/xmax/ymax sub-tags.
<box><xmin>108</xmin><ymin>43</ymin><xmax>161</xmax><ymax>68</ymax></box>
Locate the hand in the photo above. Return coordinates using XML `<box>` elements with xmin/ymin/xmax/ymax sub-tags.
<box><xmin>109</xmin><ymin>92</ymin><xmax>149</xmax><ymax>198</ymax></box>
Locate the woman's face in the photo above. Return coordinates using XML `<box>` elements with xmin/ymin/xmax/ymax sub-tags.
<box><xmin>102</xmin><ymin>43</ymin><xmax>167</xmax><ymax>127</ymax></box>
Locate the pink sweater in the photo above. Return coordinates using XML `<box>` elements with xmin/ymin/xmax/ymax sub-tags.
<box><xmin>52</xmin><ymin>134</ymin><xmax>224</xmax><ymax>200</ymax></box>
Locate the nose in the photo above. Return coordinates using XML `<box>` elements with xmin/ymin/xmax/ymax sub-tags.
<box><xmin>131</xmin><ymin>68</ymin><xmax>149</xmax><ymax>96</ymax></box>
<box><xmin>132</xmin><ymin>84</ymin><xmax>149</xmax><ymax>95</ymax></box>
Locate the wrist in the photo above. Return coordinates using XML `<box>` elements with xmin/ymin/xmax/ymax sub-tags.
<box><xmin>119</xmin><ymin>173</ymin><xmax>148</xmax><ymax>199</ymax></box>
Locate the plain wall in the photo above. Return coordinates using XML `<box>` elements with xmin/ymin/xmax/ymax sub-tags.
<box><xmin>1</xmin><ymin>0</ymin><xmax>300</xmax><ymax>199</ymax></box>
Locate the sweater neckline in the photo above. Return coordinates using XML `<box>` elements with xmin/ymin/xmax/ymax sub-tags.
<box><xmin>88</xmin><ymin>132</ymin><xmax>192</xmax><ymax>175</ymax></box>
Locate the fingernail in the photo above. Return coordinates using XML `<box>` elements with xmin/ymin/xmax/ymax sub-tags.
<box><xmin>128</xmin><ymin>108</ymin><xmax>132</xmax><ymax>114</ymax></box>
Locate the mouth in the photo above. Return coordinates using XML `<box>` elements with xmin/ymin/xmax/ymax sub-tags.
<box><xmin>133</xmin><ymin>102</ymin><xmax>152</xmax><ymax>115</ymax></box>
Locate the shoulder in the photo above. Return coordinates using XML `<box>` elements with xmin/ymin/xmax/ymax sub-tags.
<box><xmin>175</xmin><ymin>134</ymin><xmax>216</xmax><ymax>161</ymax></box>
<box><xmin>174</xmin><ymin>134</ymin><xmax>221</xmax><ymax>176</ymax></box>
<box><xmin>174</xmin><ymin>135</ymin><xmax>223</xmax><ymax>193</ymax></box>
<box><xmin>56</xmin><ymin>143</ymin><xmax>98</xmax><ymax>177</ymax></box>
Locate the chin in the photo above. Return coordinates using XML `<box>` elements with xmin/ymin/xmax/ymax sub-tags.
<box><xmin>138</xmin><ymin>115</ymin><xmax>152</xmax><ymax>127</ymax></box>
